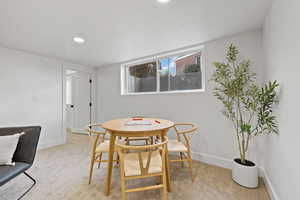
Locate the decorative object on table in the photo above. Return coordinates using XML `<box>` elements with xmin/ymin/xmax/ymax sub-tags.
<box><xmin>0</xmin><ymin>126</ymin><xmax>41</xmax><ymax>199</ymax></box>
<box><xmin>116</xmin><ymin>136</ymin><xmax>169</xmax><ymax>200</ymax></box>
<box><xmin>167</xmin><ymin>123</ymin><xmax>197</xmax><ymax>181</ymax></box>
<box><xmin>211</xmin><ymin>44</ymin><xmax>279</xmax><ymax>188</ymax></box>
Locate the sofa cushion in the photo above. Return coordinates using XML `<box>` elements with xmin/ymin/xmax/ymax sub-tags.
<box><xmin>0</xmin><ymin>162</ymin><xmax>31</xmax><ymax>186</ymax></box>
<box><xmin>0</xmin><ymin>133</ymin><xmax>24</xmax><ymax>165</ymax></box>
<box><xmin>0</xmin><ymin>126</ymin><xmax>41</xmax><ymax>165</ymax></box>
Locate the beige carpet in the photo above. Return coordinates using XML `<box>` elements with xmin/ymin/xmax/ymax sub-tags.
<box><xmin>0</xmin><ymin>134</ymin><xmax>269</xmax><ymax>200</ymax></box>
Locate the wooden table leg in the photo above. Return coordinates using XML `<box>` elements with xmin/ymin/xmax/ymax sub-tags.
<box><xmin>104</xmin><ymin>134</ymin><xmax>116</xmax><ymax>196</ymax></box>
<box><xmin>162</xmin><ymin>130</ymin><xmax>171</xmax><ymax>192</ymax></box>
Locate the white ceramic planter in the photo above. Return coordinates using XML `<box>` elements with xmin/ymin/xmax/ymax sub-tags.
<box><xmin>232</xmin><ymin>158</ymin><xmax>258</xmax><ymax>188</ymax></box>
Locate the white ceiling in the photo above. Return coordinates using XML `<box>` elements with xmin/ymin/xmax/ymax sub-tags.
<box><xmin>0</xmin><ymin>0</ymin><xmax>273</xmax><ymax>67</ymax></box>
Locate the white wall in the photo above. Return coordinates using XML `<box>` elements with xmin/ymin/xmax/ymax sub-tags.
<box><xmin>263</xmin><ymin>0</ymin><xmax>300</xmax><ymax>199</ymax></box>
<box><xmin>0</xmin><ymin>47</ymin><xmax>94</xmax><ymax>149</ymax></box>
<box><xmin>97</xmin><ymin>30</ymin><xmax>264</xmax><ymax>168</ymax></box>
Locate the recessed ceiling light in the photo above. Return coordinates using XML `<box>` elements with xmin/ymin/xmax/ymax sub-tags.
<box><xmin>73</xmin><ymin>37</ymin><xmax>85</xmax><ymax>44</ymax></box>
<box><xmin>157</xmin><ymin>0</ymin><xmax>171</xmax><ymax>3</ymax></box>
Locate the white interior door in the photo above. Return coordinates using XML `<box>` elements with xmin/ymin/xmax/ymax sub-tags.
<box><xmin>72</xmin><ymin>71</ymin><xmax>92</xmax><ymax>133</ymax></box>
<box><xmin>66</xmin><ymin>75</ymin><xmax>74</xmax><ymax>130</ymax></box>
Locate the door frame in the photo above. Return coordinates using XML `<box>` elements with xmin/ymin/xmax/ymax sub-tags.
<box><xmin>62</xmin><ymin>64</ymin><xmax>97</xmax><ymax>143</ymax></box>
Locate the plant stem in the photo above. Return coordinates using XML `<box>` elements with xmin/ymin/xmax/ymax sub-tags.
<box><xmin>234</xmin><ymin>99</ymin><xmax>243</xmax><ymax>162</ymax></box>
<box><xmin>237</xmin><ymin>98</ymin><xmax>247</xmax><ymax>164</ymax></box>
<box><xmin>245</xmin><ymin>133</ymin><xmax>250</xmax><ymax>152</ymax></box>
<box><xmin>235</xmin><ymin>126</ymin><xmax>243</xmax><ymax>161</ymax></box>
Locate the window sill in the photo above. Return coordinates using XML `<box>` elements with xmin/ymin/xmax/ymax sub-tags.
<box><xmin>121</xmin><ymin>89</ymin><xmax>205</xmax><ymax>96</ymax></box>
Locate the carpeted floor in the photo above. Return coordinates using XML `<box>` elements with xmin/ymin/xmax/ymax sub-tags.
<box><xmin>0</xmin><ymin>134</ymin><xmax>270</xmax><ymax>200</ymax></box>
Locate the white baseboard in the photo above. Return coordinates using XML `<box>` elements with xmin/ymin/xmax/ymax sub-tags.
<box><xmin>38</xmin><ymin>139</ymin><xmax>65</xmax><ymax>150</ymax></box>
<box><xmin>260</xmin><ymin>168</ymin><xmax>280</xmax><ymax>200</ymax></box>
<box><xmin>71</xmin><ymin>128</ymin><xmax>87</xmax><ymax>134</ymax></box>
<box><xmin>192</xmin><ymin>152</ymin><xmax>232</xmax><ymax>169</ymax></box>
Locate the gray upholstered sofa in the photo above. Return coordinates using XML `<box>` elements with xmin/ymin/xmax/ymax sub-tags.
<box><xmin>0</xmin><ymin>126</ymin><xmax>41</xmax><ymax>199</ymax></box>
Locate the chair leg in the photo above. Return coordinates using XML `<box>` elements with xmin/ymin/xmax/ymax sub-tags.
<box><xmin>180</xmin><ymin>152</ymin><xmax>184</xmax><ymax>168</ymax></box>
<box><xmin>88</xmin><ymin>153</ymin><xmax>95</xmax><ymax>184</ymax></box>
<box><xmin>97</xmin><ymin>153</ymin><xmax>103</xmax><ymax>169</ymax></box>
<box><xmin>119</xmin><ymin>163</ymin><xmax>126</xmax><ymax>200</ymax></box>
<box><xmin>150</xmin><ymin>136</ymin><xmax>154</xmax><ymax>145</ymax></box>
<box><xmin>116</xmin><ymin>153</ymin><xmax>120</xmax><ymax>165</ymax></box>
<box><xmin>165</xmin><ymin>151</ymin><xmax>171</xmax><ymax>192</ymax></box>
<box><xmin>120</xmin><ymin>180</ymin><xmax>126</xmax><ymax>200</ymax></box>
<box><xmin>156</xmin><ymin>174</ymin><xmax>163</xmax><ymax>185</ymax></box>
<box><xmin>162</xmin><ymin>173</ymin><xmax>168</xmax><ymax>200</ymax></box>
<box><xmin>17</xmin><ymin>172</ymin><xmax>36</xmax><ymax>200</ymax></box>
<box><xmin>187</xmin><ymin>151</ymin><xmax>194</xmax><ymax>182</ymax></box>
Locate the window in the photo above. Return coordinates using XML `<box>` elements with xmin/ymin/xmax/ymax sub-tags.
<box><xmin>127</xmin><ymin>61</ymin><xmax>157</xmax><ymax>93</ymax></box>
<box><xmin>121</xmin><ymin>48</ymin><xmax>204</xmax><ymax>95</ymax></box>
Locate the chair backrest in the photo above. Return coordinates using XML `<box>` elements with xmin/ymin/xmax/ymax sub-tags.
<box><xmin>85</xmin><ymin>124</ymin><xmax>106</xmax><ymax>137</ymax></box>
<box><xmin>173</xmin><ymin>123</ymin><xmax>197</xmax><ymax>134</ymax></box>
<box><xmin>173</xmin><ymin>123</ymin><xmax>198</xmax><ymax>145</ymax></box>
<box><xmin>85</xmin><ymin>124</ymin><xmax>107</xmax><ymax>151</ymax></box>
<box><xmin>116</xmin><ymin>137</ymin><xmax>168</xmax><ymax>176</ymax></box>
<box><xmin>0</xmin><ymin>126</ymin><xmax>41</xmax><ymax>165</ymax></box>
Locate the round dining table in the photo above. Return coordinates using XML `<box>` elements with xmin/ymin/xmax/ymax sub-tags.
<box><xmin>101</xmin><ymin>118</ymin><xmax>174</xmax><ymax>196</ymax></box>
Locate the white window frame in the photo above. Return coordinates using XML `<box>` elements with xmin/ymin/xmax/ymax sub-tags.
<box><xmin>120</xmin><ymin>45</ymin><xmax>205</xmax><ymax>95</ymax></box>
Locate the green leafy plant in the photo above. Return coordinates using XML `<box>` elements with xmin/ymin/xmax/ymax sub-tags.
<box><xmin>211</xmin><ymin>44</ymin><xmax>279</xmax><ymax>165</ymax></box>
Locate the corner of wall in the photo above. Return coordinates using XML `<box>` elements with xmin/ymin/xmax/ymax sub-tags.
<box><xmin>260</xmin><ymin>168</ymin><xmax>280</xmax><ymax>200</ymax></box>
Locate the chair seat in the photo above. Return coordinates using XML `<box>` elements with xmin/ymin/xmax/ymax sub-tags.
<box><xmin>95</xmin><ymin>140</ymin><xmax>111</xmax><ymax>152</ymax></box>
<box><xmin>95</xmin><ymin>139</ymin><xmax>125</xmax><ymax>153</ymax></box>
<box><xmin>124</xmin><ymin>151</ymin><xmax>162</xmax><ymax>176</ymax></box>
<box><xmin>0</xmin><ymin>162</ymin><xmax>31</xmax><ymax>186</ymax></box>
<box><xmin>167</xmin><ymin>140</ymin><xmax>188</xmax><ymax>152</ymax></box>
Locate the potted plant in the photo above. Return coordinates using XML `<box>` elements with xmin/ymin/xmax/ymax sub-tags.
<box><xmin>211</xmin><ymin>44</ymin><xmax>279</xmax><ymax>188</ymax></box>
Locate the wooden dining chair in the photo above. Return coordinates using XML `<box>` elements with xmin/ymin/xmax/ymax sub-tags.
<box><xmin>116</xmin><ymin>137</ymin><xmax>169</xmax><ymax>200</ymax></box>
<box><xmin>167</xmin><ymin>123</ymin><xmax>198</xmax><ymax>181</ymax></box>
<box><xmin>86</xmin><ymin>124</ymin><xmax>120</xmax><ymax>184</ymax></box>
